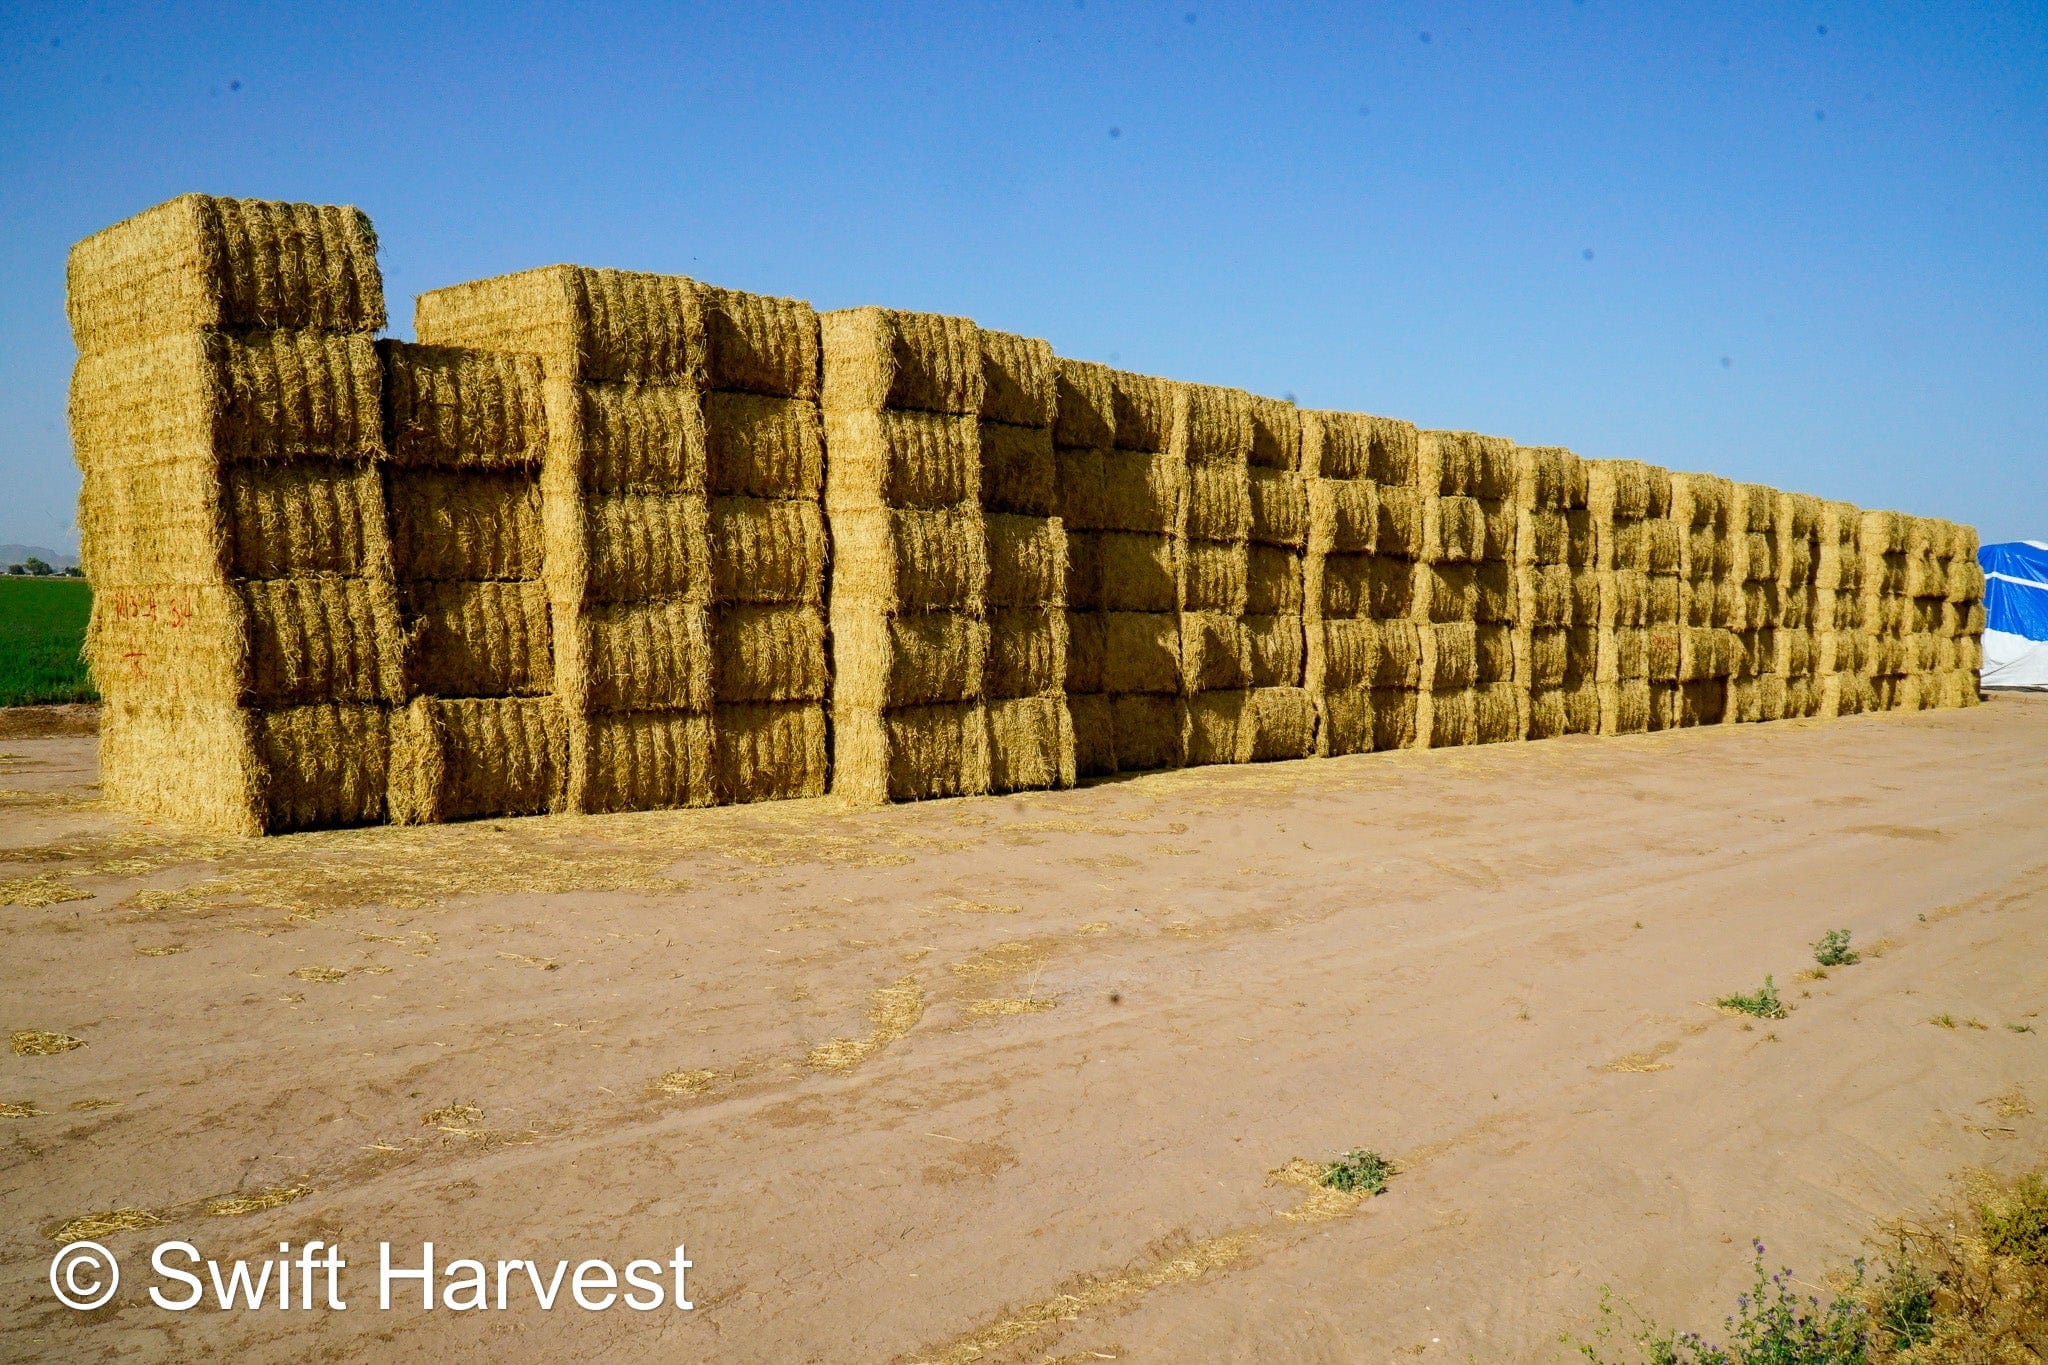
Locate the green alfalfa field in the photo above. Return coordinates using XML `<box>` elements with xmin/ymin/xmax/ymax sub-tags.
<box><xmin>0</xmin><ymin>577</ymin><xmax>94</xmax><ymax>706</ymax></box>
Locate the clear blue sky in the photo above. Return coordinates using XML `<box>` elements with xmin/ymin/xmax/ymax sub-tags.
<box><xmin>3</xmin><ymin>1</ymin><xmax>2042</xmax><ymax>552</ymax></box>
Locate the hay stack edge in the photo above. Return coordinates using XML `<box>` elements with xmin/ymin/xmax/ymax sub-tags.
<box><xmin>69</xmin><ymin>195</ymin><xmax>1987</xmax><ymax>835</ymax></box>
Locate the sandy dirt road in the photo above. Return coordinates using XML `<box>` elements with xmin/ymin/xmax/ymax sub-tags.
<box><xmin>3</xmin><ymin>696</ymin><xmax>2044</xmax><ymax>1362</ymax></box>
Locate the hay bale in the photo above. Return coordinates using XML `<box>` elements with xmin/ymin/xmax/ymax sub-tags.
<box><xmin>987</xmin><ymin>696</ymin><xmax>1074</xmax><ymax>792</ymax></box>
<box><xmin>389</xmin><ymin>696</ymin><xmax>565</xmax><ymax>823</ymax></box>
<box><xmin>417</xmin><ymin>265</ymin><xmax>706</xmax><ymax>384</ymax></box>
<box><xmin>987</xmin><ymin>608</ymin><xmax>1067</xmax><ymax>698</ymax></box>
<box><xmin>1110</xmin><ymin>693</ymin><xmax>1186</xmax><ymax>771</ymax></box>
<box><xmin>709</xmin><ymin>496</ymin><xmax>826</xmax><ymax>605</ymax></box>
<box><xmin>386</xmin><ymin>468</ymin><xmax>542</xmax><ymax>582</ymax></box>
<box><xmin>715</xmin><ymin>701</ymin><xmax>827</xmax><ymax>803</ymax></box>
<box><xmin>705</xmin><ymin>392</ymin><xmax>823</xmax><ymax>500</ymax></box>
<box><xmin>225</xmin><ymin>461</ymin><xmax>390</xmax><ymax>580</ymax></box>
<box><xmin>403</xmin><ymin>579</ymin><xmax>553</xmax><ymax>697</ymax></box>
<box><xmin>699</xmin><ymin>284</ymin><xmax>820</xmax><ymax>400</ymax></box>
<box><xmin>578</xmin><ymin>710</ymin><xmax>715</xmax><ymax>812</ymax></box>
<box><xmin>1185</xmin><ymin>689</ymin><xmax>1253</xmax><ymax>765</ymax></box>
<box><xmin>69</xmin><ymin>194</ymin><xmax>384</xmax><ymax>351</ymax></box>
<box><xmin>380</xmin><ymin>342</ymin><xmax>545</xmax><ymax>467</ymax></box>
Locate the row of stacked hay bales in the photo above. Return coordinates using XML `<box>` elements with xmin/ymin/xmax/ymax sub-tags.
<box><xmin>68</xmin><ymin>195</ymin><xmax>1986</xmax><ymax>834</ymax></box>
<box><xmin>1514</xmin><ymin>445</ymin><xmax>1600</xmax><ymax>740</ymax></box>
<box><xmin>70</xmin><ymin>195</ymin><xmax>402</xmax><ymax>833</ymax></box>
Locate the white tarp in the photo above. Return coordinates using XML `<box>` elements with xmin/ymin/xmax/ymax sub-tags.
<box><xmin>1980</xmin><ymin>540</ymin><xmax>2048</xmax><ymax>690</ymax></box>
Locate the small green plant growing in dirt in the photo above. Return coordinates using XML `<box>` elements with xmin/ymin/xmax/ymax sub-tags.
<box><xmin>1812</xmin><ymin>930</ymin><xmax>1859</xmax><ymax>968</ymax></box>
<box><xmin>1718</xmin><ymin>977</ymin><xmax>1788</xmax><ymax>1020</ymax></box>
<box><xmin>1573</xmin><ymin>1242</ymin><xmax>1868</xmax><ymax>1363</ymax></box>
<box><xmin>1319</xmin><ymin>1149</ymin><xmax>1392</xmax><ymax>1195</ymax></box>
<box><xmin>1977</xmin><ymin>1173</ymin><xmax>2048</xmax><ymax>1265</ymax></box>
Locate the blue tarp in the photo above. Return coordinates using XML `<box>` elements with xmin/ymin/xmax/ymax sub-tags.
<box><xmin>1979</xmin><ymin>540</ymin><xmax>2048</xmax><ymax>688</ymax></box>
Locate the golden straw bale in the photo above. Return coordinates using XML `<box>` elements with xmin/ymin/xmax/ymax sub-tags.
<box><xmin>1248</xmin><ymin>466</ymin><xmax>1308</xmax><ymax>546</ymax></box>
<box><xmin>1308</xmin><ymin>479</ymin><xmax>1376</xmax><ymax>556</ymax></box>
<box><xmin>1185</xmin><ymin>688</ymin><xmax>1252</xmax><ymax>766</ymax></box>
<box><xmin>379</xmin><ymin>342</ymin><xmax>545</xmax><ymax>467</ymax></box>
<box><xmin>978</xmin><ymin>328</ymin><xmax>1055</xmax><ymax>428</ymax></box>
<box><xmin>1096</xmin><ymin>533</ymin><xmax>1178</xmax><ymax>612</ymax></box>
<box><xmin>77</xmin><ymin>459</ymin><xmax>229</xmax><ymax>587</ymax></box>
<box><xmin>1173</xmin><ymin>383</ymin><xmax>1252</xmax><ymax>466</ymax></box>
<box><xmin>1245</xmin><ymin>545</ymin><xmax>1303</xmax><ymax>615</ymax></box>
<box><xmin>98</xmin><ymin>698</ymin><xmax>261</xmax><ymax>833</ymax></box>
<box><xmin>1065</xmin><ymin>532</ymin><xmax>1103</xmax><ymax>611</ymax></box>
<box><xmin>710</xmin><ymin>496</ymin><xmax>826</xmax><ymax>605</ymax></box>
<box><xmin>385</xmin><ymin>468</ymin><xmax>540</xmax><ymax>582</ymax></box>
<box><xmin>714</xmin><ymin>701</ymin><xmax>826</xmax><ymax>803</ymax></box>
<box><xmin>403</xmin><ymin>579</ymin><xmax>552</xmax><ymax>696</ymax></box>
<box><xmin>1430</xmin><ymin>496</ymin><xmax>1487</xmax><ymax>563</ymax></box>
<box><xmin>987</xmin><ymin>696</ymin><xmax>1075</xmax><ymax>793</ymax></box>
<box><xmin>1068</xmin><ymin>692</ymin><xmax>1115</xmax><ymax>776</ymax></box>
<box><xmin>1516</xmin><ymin>445</ymin><xmax>1586</xmax><ymax>512</ymax></box>
<box><xmin>1110</xmin><ymin>370</ymin><xmax>1174</xmax><ymax>453</ymax></box>
<box><xmin>1065</xmin><ymin>612</ymin><xmax>1105</xmax><ymax>693</ymax></box>
<box><xmin>566</xmin><ymin>601</ymin><xmax>714</xmax><ymax>712</ymax></box>
<box><xmin>390</xmin><ymin>696</ymin><xmax>564</xmax><ymax>823</ymax></box>
<box><xmin>72</xmin><ymin>330</ymin><xmax>383</xmax><ymax>467</ymax></box>
<box><xmin>1101</xmin><ymin>612</ymin><xmax>1181</xmax><ymax>693</ymax></box>
<box><xmin>1247</xmin><ymin>395</ymin><xmax>1299</xmax><ymax>471</ymax></box>
<box><xmin>1374</xmin><ymin>486</ymin><xmax>1427</xmax><ymax>560</ymax></box>
<box><xmin>578</xmin><ymin>710</ymin><xmax>714</xmax><ymax>812</ymax></box>
<box><xmin>1520</xmin><ymin>562</ymin><xmax>1574</xmax><ymax>626</ymax></box>
<box><xmin>1183</xmin><ymin>542</ymin><xmax>1249</xmax><ymax>614</ymax></box>
<box><xmin>1518</xmin><ymin>507</ymin><xmax>1569</xmax><ymax>566</ymax></box>
<box><xmin>1678</xmin><ymin>679</ymin><xmax>1726</xmax><ymax>726</ymax></box>
<box><xmin>699</xmin><ymin>284</ymin><xmax>819</xmax><ymax>400</ymax></box>
<box><xmin>226</xmin><ymin>461</ymin><xmax>388</xmax><ymax>579</ymax></box>
<box><xmin>568</xmin><ymin>380</ymin><xmax>708</xmax><ymax>492</ymax></box>
<box><xmin>577</xmin><ymin>492</ymin><xmax>712</xmax><ymax>603</ymax></box>
<box><xmin>253</xmin><ymin>702</ymin><xmax>390</xmax><ymax>831</ymax></box>
<box><xmin>828</xmin><ymin>609</ymin><xmax>986</xmax><ymax>709</ymax></box>
<box><xmin>832</xmin><ymin>701</ymin><xmax>990</xmax><ymax>803</ymax></box>
<box><xmin>1601</xmin><ymin>679</ymin><xmax>1651</xmax><ymax>735</ymax></box>
<box><xmin>1426</xmin><ymin>688</ymin><xmax>1476</xmax><ymax>747</ymax></box>
<box><xmin>1056</xmin><ymin>452</ymin><xmax>1107</xmax><ymax>538</ymax></box>
<box><xmin>1186</xmin><ymin>463</ymin><xmax>1252</xmax><ymax>541</ymax></box>
<box><xmin>1182</xmin><ymin>612</ymin><xmax>1251</xmax><ymax>692</ymax></box>
<box><xmin>1054</xmin><ymin>357</ymin><xmax>1115</xmax><ymax>449</ymax></box>
<box><xmin>985</xmin><ymin>514</ymin><xmax>1066</xmax><ymax>608</ymax></box>
<box><xmin>1247</xmin><ymin>686</ymin><xmax>1316</xmax><ymax>760</ymax></box>
<box><xmin>1321</xmin><ymin>685</ymin><xmax>1372</xmax><ymax>756</ymax></box>
<box><xmin>824</xmin><ymin>507</ymin><xmax>986</xmax><ymax>612</ymax></box>
<box><xmin>1109</xmin><ymin>693</ymin><xmax>1185</xmax><ymax>771</ymax></box>
<box><xmin>1372</xmin><ymin>687</ymin><xmax>1420</xmax><ymax>750</ymax></box>
<box><xmin>986</xmin><ymin>608</ymin><xmax>1067</xmax><ymax>698</ymax></box>
<box><xmin>822</xmin><ymin>408</ymin><xmax>977</xmax><ymax>510</ymax></box>
<box><xmin>821</xmin><ymin>307</ymin><xmax>981</xmax><ymax>416</ymax></box>
<box><xmin>1323</xmin><ymin>618</ymin><xmax>1422</xmax><ymax>690</ymax></box>
<box><xmin>705</xmin><ymin>392</ymin><xmax>822</xmax><ymax>499</ymax></box>
<box><xmin>416</xmin><ymin>266</ymin><xmax>704</xmax><ymax>384</ymax></box>
<box><xmin>1245</xmin><ymin>612</ymin><xmax>1305</xmax><ymax>687</ymax></box>
<box><xmin>238</xmin><ymin>577</ymin><xmax>405</xmax><ymax>703</ymax></box>
<box><xmin>712</xmin><ymin>603</ymin><xmax>828</xmax><ymax>703</ymax></box>
<box><xmin>979</xmin><ymin>421</ymin><xmax>1058</xmax><ymax>516</ymax></box>
<box><xmin>1100</xmin><ymin>450</ymin><xmax>1184</xmax><ymax>533</ymax></box>
<box><xmin>68</xmin><ymin>194</ymin><xmax>384</xmax><ymax>352</ymax></box>
<box><xmin>1946</xmin><ymin>558</ymin><xmax>1985</xmax><ymax>604</ymax></box>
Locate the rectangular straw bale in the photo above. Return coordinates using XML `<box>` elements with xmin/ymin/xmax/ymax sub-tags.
<box><xmin>1372</xmin><ymin>688</ymin><xmax>1420</xmax><ymax>750</ymax></box>
<box><xmin>1422</xmin><ymin>430</ymin><xmax>1515</xmax><ymax>500</ymax></box>
<box><xmin>1677</xmin><ymin>679</ymin><xmax>1726</xmax><ymax>727</ymax></box>
<box><xmin>979</xmin><ymin>421</ymin><xmax>1058</xmax><ymax>516</ymax></box>
<box><xmin>1109</xmin><ymin>693</ymin><xmax>1185</xmax><ymax>772</ymax></box>
<box><xmin>987</xmin><ymin>696</ymin><xmax>1075</xmax><ymax>793</ymax></box>
<box><xmin>1248</xmin><ymin>466</ymin><xmax>1308</xmax><ymax>546</ymax></box>
<box><xmin>565</xmin><ymin>600</ymin><xmax>714</xmax><ymax>713</ymax></box>
<box><xmin>1430</xmin><ymin>496</ymin><xmax>1488</xmax><ymax>563</ymax></box>
<box><xmin>712</xmin><ymin>603</ymin><xmax>829</xmax><ymax>703</ymax></box>
<box><xmin>978</xmin><ymin>328</ymin><xmax>1055</xmax><ymax>428</ymax></box>
<box><xmin>1068</xmin><ymin>693</ymin><xmax>1115</xmax><ymax>776</ymax></box>
<box><xmin>986</xmin><ymin>608</ymin><xmax>1067</xmax><ymax>698</ymax></box>
<box><xmin>1186</xmin><ymin>463</ymin><xmax>1252</xmax><ymax>540</ymax></box>
<box><xmin>1100</xmin><ymin>451</ymin><xmax>1184</xmax><ymax>533</ymax></box>
<box><xmin>253</xmin><ymin>702</ymin><xmax>390</xmax><ymax>831</ymax></box>
<box><xmin>69</xmin><ymin>194</ymin><xmax>384</xmax><ymax>352</ymax></box>
<box><xmin>576</xmin><ymin>492</ymin><xmax>712</xmax><ymax>603</ymax></box>
<box><xmin>1322</xmin><ymin>618</ymin><xmax>1422</xmax><ymax>690</ymax></box>
<box><xmin>1247</xmin><ymin>686</ymin><xmax>1316</xmax><ymax>760</ymax></box>
<box><xmin>1245</xmin><ymin>613</ymin><xmax>1305</xmax><ymax>687</ymax></box>
<box><xmin>1066</xmin><ymin>533</ymin><xmax>1103</xmax><ymax>611</ymax></box>
<box><xmin>385</xmin><ymin>467</ymin><xmax>541</xmax><ymax>582</ymax></box>
<box><xmin>825</xmin><ymin>507</ymin><xmax>986</xmax><ymax>612</ymax></box>
<box><xmin>1320</xmin><ymin>553</ymin><xmax>1417</xmax><ymax>621</ymax></box>
<box><xmin>390</xmin><ymin>696</ymin><xmax>564</xmax><ymax>823</ymax></box>
<box><xmin>1518</xmin><ymin>507</ymin><xmax>1569</xmax><ymax>566</ymax></box>
<box><xmin>1601</xmin><ymin>679</ymin><xmax>1651</xmax><ymax>735</ymax></box>
<box><xmin>1173</xmin><ymin>383</ymin><xmax>1253</xmax><ymax>466</ymax></box>
<box><xmin>828</xmin><ymin>610</ymin><xmax>986</xmax><ymax>709</ymax></box>
<box><xmin>240</xmin><ymin>577</ymin><xmax>405</xmax><ymax>703</ymax></box>
<box><xmin>831</xmin><ymin>701</ymin><xmax>990</xmax><ymax>803</ymax></box>
<box><xmin>1247</xmin><ymin>395</ymin><xmax>1299</xmax><ymax>471</ymax></box>
<box><xmin>699</xmin><ymin>284</ymin><xmax>819</xmax><ymax>399</ymax></box>
<box><xmin>1097</xmin><ymin>533</ymin><xmax>1179</xmax><ymax>612</ymax></box>
<box><xmin>1182</xmin><ymin>612</ymin><xmax>1251</xmax><ymax>692</ymax></box>
<box><xmin>709</xmin><ymin>496</ymin><xmax>826</xmax><ymax>604</ymax></box>
<box><xmin>821</xmin><ymin>308</ymin><xmax>981</xmax><ymax>415</ymax></box>
<box><xmin>1110</xmin><ymin>371</ymin><xmax>1175</xmax><ymax>453</ymax></box>
<box><xmin>1066</xmin><ymin>613</ymin><xmax>1106</xmax><ymax>693</ymax></box>
<box><xmin>380</xmin><ymin>342</ymin><xmax>546</xmax><ymax>467</ymax></box>
<box><xmin>567</xmin><ymin>380</ymin><xmax>708</xmax><ymax>492</ymax></box>
<box><xmin>97</xmin><ymin>698</ymin><xmax>262</xmax><ymax>833</ymax></box>
<box><xmin>1308</xmin><ymin>479</ymin><xmax>1376</xmax><ymax>556</ymax></box>
<box><xmin>1516</xmin><ymin>445</ymin><xmax>1585</xmax><ymax>512</ymax></box>
<box><xmin>1426</xmin><ymin>689</ymin><xmax>1475</xmax><ymax>748</ymax></box>
<box><xmin>823</xmin><ymin>409</ymin><xmax>978</xmax><ymax>511</ymax></box>
<box><xmin>72</xmin><ymin>330</ymin><xmax>384</xmax><ymax>467</ymax></box>
<box><xmin>1054</xmin><ymin>357</ymin><xmax>1116</xmax><ymax>450</ymax></box>
<box><xmin>1184</xmin><ymin>541</ymin><xmax>1249</xmax><ymax>613</ymax></box>
<box><xmin>1245</xmin><ymin>545</ymin><xmax>1303</xmax><ymax>614</ymax></box>
<box><xmin>1185</xmin><ymin>689</ymin><xmax>1252</xmax><ymax>766</ymax></box>
<box><xmin>1100</xmin><ymin>612</ymin><xmax>1182</xmax><ymax>694</ymax></box>
<box><xmin>1056</xmin><ymin>448</ymin><xmax>1107</xmax><ymax>534</ymax></box>
<box><xmin>714</xmin><ymin>702</ymin><xmax>827</xmax><ymax>804</ymax></box>
<box><xmin>226</xmin><ymin>460</ymin><xmax>388</xmax><ymax>579</ymax></box>
<box><xmin>983</xmin><ymin>513</ymin><xmax>1065</xmax><ymax>607</ymax></box>
<box><xmin>416</xmin><ymin>266</ymin><xmax>704</xmax><ymax>384</ymax></box>
<box><xmin>77</xmin><ymin>459</ymin><xmax>230</xmax><ymax>587</ymax></box>
<box><xmin>705</xmin><ymin>392</ymin><xmax>822</xmax><ymax>499</ymax></box>
<box><xmin>1321</xmin><ymin>685</ymin><xmax>1373</xmax><ymax>756</ymax></box>
<box><xmin>404</xmin><ymin>579</ymin><xmax>552</xmax><ymax>697</ymax></box>
<box><xmin>578</xmin><ymin>710</ymin><xmax>714</xmax><ymax>812</ymax></box>
<box><xmin>1375</xmin><ymin>487</ymin><xmax>1428</xmax><ymax>561</ymax></box>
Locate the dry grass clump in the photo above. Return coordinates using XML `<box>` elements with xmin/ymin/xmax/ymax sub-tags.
<box><xmin>0</xmin><ymin>873</ymin><xmax>93</xmax><ymax>907</ymax></box>
<box><xmin>49</xmin><ymin>1208</ymin><xmax>165</xmax><ymax>1244</ymax></box>
<box><xmin>1</xmin><ymin>1101</ymin><xmax>43</xmax><ymax>1118</ymax></box>
<box><xmin>653</xmin><ymin>1068</ymin><xmax>721</xmax><ymax>1096</ymax></box>
<box><xmin>806</xmin><ymin>976</ymin><xmax>925</xmax><ymax>1072</ymax></box>
<box><xmin>11</xmin><ymin>1030</ymin><xmax>85</xmax><ymax>1056</ymax></box>
<box><xmin>206</xmin><ymin>1185</ymin><xmax>311</xmax><ymax>1217</ymax></box>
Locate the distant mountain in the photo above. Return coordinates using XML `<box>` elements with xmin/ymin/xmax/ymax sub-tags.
<box><xmin>0</xmin><ymin>544</ymin><xmax>80</xmax><ymax>571</ymax></box>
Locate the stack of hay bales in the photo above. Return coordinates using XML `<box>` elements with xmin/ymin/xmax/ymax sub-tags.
<box><xmin>70</xmin><ymin>194</ymin><xmax>402</xmax><ymax>833</ymax></box>
<box><xmin>1305</xmin><ymin>412</ymin><xmax>1406</xmax><ymax>754</ymax></box>
<box><xmin>1858</xmin><ymin>509</ymin><xmax>1912</xmax><ymax>713</ymax></box>
<box><xmin>1052</xmin><ymin>358</ymin><xmax>1118</xmax><ymax>777</ymax></box>
<box><xmin>1816</xmin><ymin>501</ymin><xmax>1870</xmax><ymax>717</ymax></box>
<box><xmin>1941</xmin><ymin>525</ymin><xmax>1987</xmax><ymax>707</ymax></box>
<box><xmin>1415</xmin><ymin>431</ymin><xmax>1521</xmax><ymax>746</ymax></box>
<box><xmin>977</xmin><ymin>328</ymin><xmax>1073</xmax><ymax>792</ymax></box>
<box><xmin>819</xmin><ymin>308</ymin><xmax>991</xmax><ymax>802</ymax></box>
<box><xmin>1514</xmin><ymin>445</ymin><xmax>1600</xmax><ymax>739</ymax></box>
<box><xmin>416</xmin><ymin>266</ymin><xmax>830</xmax><ymax>812</ymax></box>
<box><xmin>1588</xmin><ymin>459</ymin><xmax>1682</xmax><ymax>734</ymax></box>
<box><xmin>1672</xmin><ymin>473</ymin><xmax>1738</xmax><ymax>725</ymax></box>
<box><xmin>379</xmin><ymin>342</ymin><xmax>562</xmax><ymax>821</ymax></box>
<box><xmin>1727</xmin><ymin>482</ymin><xmax>1787</xmax><ymax>723</ymax></box>
<box><xmin>1175</xmin><ymin>383</ymin><xmax>1258</xmax><ymax>765</ymax></box>
<box><xmin>1242</xmin><ymin>396</ymin><xmax>1318</xmax><ymax>761</ymax></box>
<box><xmin>1771</xmin><ymin>493</ymin><xmax>1824</xmax><ymax>720</ymax></box>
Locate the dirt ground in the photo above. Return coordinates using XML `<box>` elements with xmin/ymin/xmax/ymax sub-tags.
<box><xmin>3</xmin><ymin>696</ymin><xmax>2044</xmax><ymax>1362</ymax></box>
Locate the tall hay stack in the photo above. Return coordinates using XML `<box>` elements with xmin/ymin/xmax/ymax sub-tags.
<box><xmin>379</xmin><ymin>342</ymin><xmax>564</xmax><ymax>820</ymax></box>
<box><xmin>1815</xmin><ymin>501</ymin><xmax>1870</xmax><ymax>717</ymax></box>
<box><xmin>1415</xmin><ymin>431</ymin><xmax>1521</xmax><ymax>747</ymax></box>
<box><xmin>1242</xmin><ymin>396</ymin><xmax>1317</xmax><ymax>762</ymax></box>
<box><xmin>819</xmin><ymin>308</ymin><xmax>989</xmax><ymax>802</ymax></box>
<box><xmin>1671</xmin><ymin>472</ymin><xmax>1738</xmax><ymax>726</ymax></box>
<box><xmin>1175</xmin><ymin>383</ymin><xmax>1259</xmax><ymax>765</ymax></box>
<box><xmin>1772</xmin><ymin>492</ymin><xmax>1824</xmax><ymax>720</ymax></box>
<box><xmin>415</xmin><ymin>266</ymin><xmax>830</xmax><ymax>812</ymax></box>
<box><xmin>1726</xmin><ymin>482</ymin><xmax>1787</xmax><ymax>723</ymax></box>
<box><xmin>1941</xmin><ymin>523</ymin><xmax>1986</xmax><ymax>707</ymax></box>
<box><xmin>1513</xmin><ymin>446</ymin><xmax>1599</xmax><ymax>740</ymax></box>
<box><xmin>1588</xmin><ymin>459</ymin><xmax>1682</xmax><ymax>734</ymax></box>
<box><xmin>977</xmin><ymin>329</ymin><xmax>1074</xmax><ymax>793</ymax></box>
<box><xmin>1857</xmin><ymin>508</ymin><xmax>1911</xmax><ymax>713</ymax></box>
<box><xmin>70</xmin><ymin>194</ymin><xmax>401</xmax><ymax>833</ymax></box>
<box><xmin>1304</xmin><ymin>412</ymin><xmax>1410</xmax><ymax>755</ymax></box>
<box><xmin>1053</xmin><ymin>358</ymin><xmax>1117</xmax><ymax>776</ymax></box>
